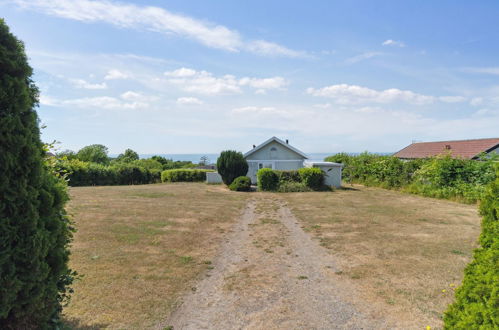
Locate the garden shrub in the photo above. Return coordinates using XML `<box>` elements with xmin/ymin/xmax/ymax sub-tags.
<box><xmin>444</xmin><ymin>165</ymin><xmax>499</xmax><ymax>328</ymax></box>
<box><xmin>161</xmin><ymin>169</ymin><xmax>212</xmax><ymax>182</ymax></box>
<box><xmin>277</xmin><ymin>181</ymin><xmax>311</xmax><ymax>193</ymax></box>
<box><xmin>216</xmin><ymin>150</ymin><xmax>248</xmax><ymax>185</ymax></box>
<box><xmin>257</xmin><ymin>168</ymin><xmax>279</xmax><ymax>191</ymax></box>
<box><xmin>229</xmin><ymin>176</ymin><xmax>252</xmax><ymax>191</ymax></box>
<box><xmin>274</xmin><ymin>170</ymin><xmax>301</xmax><ymax>183</ymax></box>
<box><xmin>0</xmin><ymin>19</ymin><xmax>75</xmax><ymax>328</ymax></box>
<box><xmin>298</xmin><ymin>167</ymin><xmax>324</xmax><ymax>190</ymax></box>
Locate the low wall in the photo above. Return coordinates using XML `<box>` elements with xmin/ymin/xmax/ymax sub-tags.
<box><xmin>206</xmin><ymin>172</ymin><xmax>223</xmax><ymax>184</ymax></box>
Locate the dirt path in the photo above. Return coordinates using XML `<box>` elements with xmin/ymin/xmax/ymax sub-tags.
<box><xmin>163</xmin><ymin>196</ymin><xmax>388</xmax><ymax>329</ymax></box>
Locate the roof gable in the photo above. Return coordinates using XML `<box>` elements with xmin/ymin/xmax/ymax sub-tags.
<box><xmin>394</xmin><ymin>138</ymin><xmax>499</xmax><ymax>159</ymax></box>
<box><xmin>244</xmin><ymin>136</ymin><xmax>308</xmax><ymax>159</ymax></box>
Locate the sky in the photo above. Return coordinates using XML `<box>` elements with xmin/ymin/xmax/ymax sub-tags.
<box><xmin>1</xmin><ymin>0</ymin><xmax>499</xmax><ymax>155</ymax></box>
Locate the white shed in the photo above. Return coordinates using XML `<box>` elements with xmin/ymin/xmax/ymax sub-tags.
<box><xmin>304</xmin><ymin>161</ymin><xmax>343</xmax><ymax>188</ymax></box>
<box><xmin>244</xmin><ymin>137</ymin><xmax>308</xmax><ymax>184</ymax></box>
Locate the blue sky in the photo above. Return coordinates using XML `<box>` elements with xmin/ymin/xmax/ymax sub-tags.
<box><xmin>2</xmin><ymin>0</ymin><xmax>499</xmax><ymax>154</ymax></box>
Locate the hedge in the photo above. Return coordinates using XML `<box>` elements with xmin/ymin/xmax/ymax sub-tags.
<box><xmin>443</xmin><ymin>165</ymin><xmax>499</xmax><ymax>328</ymax></box>
<box><xmin>57</xmin><ymin>159</ymin><xmax>160</xmax><ymax>186</ymax></box>
<box><xmin>325</xmin><ymin>152</ymin><xmax>497</xmax><ymax>203</ymax></box>
<box><xmin>161</xmin><ymin>169</ymin><xmax>213</xmax><ymax>182</ymax></box>
<box><xmin>257</xmin><ymin>168</ymin><xmax>325</xmax><ymax>191</ymax></box>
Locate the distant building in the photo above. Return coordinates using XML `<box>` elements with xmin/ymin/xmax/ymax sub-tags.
<box><xmin>206</xmin><ymin>136</ymin><xmax>343</xmax><ymax>187</ymax></box>
<box><xmin>393</xmin><ymin>138</ymin><xmax>499</xmax><ymax>160</ymax></box>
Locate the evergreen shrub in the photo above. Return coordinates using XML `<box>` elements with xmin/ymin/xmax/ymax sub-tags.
<box><xmin>443</xmin><ymin>165</ymin><xmax>499</xmax><ymax>328</ymax></box>
<box><xmin>216</xmin><ymin>150</ymin><xmax>248</xmax><ymax>185</ymax></box>
<box><xmin>229</xmin><ymin>176</ymin><xmax>252</xmax><ymax>191</ymax></box>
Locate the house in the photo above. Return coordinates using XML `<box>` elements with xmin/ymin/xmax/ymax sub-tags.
<box><xmin>207</xmin><ymin>137</ymin><xmax>343</xmax><ymax>187</ymax></box>
<box><xmin>393</xmin><ymin>138</ymin><xmax>499</xmax><ymax>160</ymax></box>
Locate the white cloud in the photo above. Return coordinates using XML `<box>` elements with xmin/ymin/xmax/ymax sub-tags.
<box><xmin>70</xmin><ymin>78</ymin><xmax>107</xmax><ymax>89</ymax></box>
<box><xmin>105</xmin><ymin>69</ymin><xmax>129</xmax><ymax>80</ymax></box>
<box><xmin>177</xmin><ymin>97</ymin><xmax>203</xmax><ymax>105</ymax></box>
<box><xmin>306</xmin><ymin>84</ymin><xmax>435</xmax><ymax>105</ymax></box>
<box><xmin>246</xmin><ymin>40</ymin><xmax>309</xmax><ymax>58</ymax></box>
<box><xmin>439</xmin><ymin>96</ymin><xmax>467</xmax><ymax>103</ymax></box>
<box><xmin>470</xmin><ymin>97</ymin><xmax>484</xmax><ymax>106</ymax></box>
<box><xmin>313</xmin><ymin>103</ymin><xmax>332</xmax><ymax>109</ymax></box>
<box><xmin>345</xmin><ymin>52</ymin><xmax>383</xmax><ymax>64</ymax></box>
<box><xmin>12</xmin><ymin>0</ymin><xmax>306</xmax><ymax>57</ymax></box>
<box><xmin>42</xmin><ymin>95</ymin><xmax>148</xmax><ymax>109</ymax></box>
<box><xmin>163</xmin><ymin>67</ymin><xmax>287</xmax><ymax>95</ymax></box>
<box><xmin>461</xmin><ymin>67</ymin><xmax>499</xmax><ymax>75</ymax></box>
<box><xmin>238</xmin><ymin>76</ymin><xmax>288</xmax><ymax>89</ymax></box>
<box><xmin>382</xmin><ymin>39</ymin><xmax>405</xmax><ymax>47</ymax></box>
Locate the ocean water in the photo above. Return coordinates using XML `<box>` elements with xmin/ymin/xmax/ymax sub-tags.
<box><xmin>138</xmin><ymin>152</ymin><xmax>393</xmax><ymax>163</ymax></box>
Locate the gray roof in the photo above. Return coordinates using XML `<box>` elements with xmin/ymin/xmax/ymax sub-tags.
<box><xmin>244</xmin><ymin>136</ymin><xmax>308</xmax><ymax>159</ymax></box>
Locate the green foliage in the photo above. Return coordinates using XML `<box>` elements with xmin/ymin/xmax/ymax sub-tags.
<box><xmin>131</xmin><ymin>158</ymin><xmax>163</xmax><ymax>171</ymax></box>
<box><xmin>58</xmin><ymin>159</ymin><xmax>161</xmax><ymax>186</ymax></box>
<box><xmin>277</xmin><ymin>181</ymin><xmax>311</xmax><ymax>193</ymax></box>
<box><xmin>116</xmin><ymin>148</ymin><xmax>139</xmax><ymax>163</ymax></box>
<box><xmin>56</xmin><ymin>149</ymin><xmax>77</xmax><ymax>160</ymax></box>
<box><xmin>151</xmin><ymin>156</ymin><xmax>195</xmax><ymax>170</ymax></box>
<box><xmin>274</xmin><ymin>170</ymin><xmax>301</xmax><ymax>183</ymax></box>
<box><xmin>0</xmin><ymin>19</ymin><xmax>75</xmax><ymax>328</ymax></box>
<box><xmin>325</xmin><ymin>152</ymin><xmax>496</xmax><ymax>203</ymax></box>
<box><xmin>257</xmin><ymin>168</ymin><xmax>279</xmax><ymax>191</ymax></box>
<box><xmin>229</xmin><ymin>176</ymin><xmax>252</xmax><ymax>191</ymax></box>
<box><xmin>161</xmin><ymin>169</ymin><xmax>212</xmax><ymax>182</ymax></box>
<box><xmin>216</xmin><ymin>150</ymin><xmax>249</xmax><ymax>185</ymax></box>
<box><xmin>76</xmin><ymin>144</ymin><xmax>109</xmax><ymax>164</ymax></box>
<box><xmin>444</xmin><ymin>165</ymin><xmax>499</xmax><ymax>329</ymax></box>
<box><xmin>298</xmin><ymin>167</ymin><xmax>324</xmax><ymax>190</ymax></box>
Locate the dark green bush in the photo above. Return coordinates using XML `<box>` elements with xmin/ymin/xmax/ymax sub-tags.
<box><xmin>161</xmin><ymin>169</ymin><xmax>212</xmax><ymax>182</ymax></box>
<box><xmin>216</xmin><ymin>150</ymin><xmax>248</xmax><ymax>185</ymax></box>
<box><xmin>0</xmin><ymin>19</ymin><xmax>75</xmax><ymax>328</ymax></box>
<box><xmin>274</xmin><ymin>170</ymin><xmax>301</xmax><ymax>183</ymax></box>
<box><xmin>277</xmin><ymin>181</ymin><xmax>311</xmax><ymax>193</ymax></box>
<box><xmin>298</xmin><ymin>167</ymin><xmax>324</xmax><ymax>190</ymax></box>
<box><xmin>444</xmin><ymin>165</ymin><xmax>499</xmax><ymax>328</ymax></box>
<box><xmin>257</xmin><ymin>168</ymin><xmax>279</xmax><ymax>191</ymax></box>
<box><xmin>229</xmin><ymin>176</ymin><xmax>252</xmax><ymax>191</ymax></box>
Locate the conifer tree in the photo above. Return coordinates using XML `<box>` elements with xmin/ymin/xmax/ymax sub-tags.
<box><xmin>0</xmin><ymin>19</ymin><xmax>75</xmax><ymax>328</ymax></box>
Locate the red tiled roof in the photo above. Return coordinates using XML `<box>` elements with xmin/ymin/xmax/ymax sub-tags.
<box><xmin>393</xmin><ymin>138</ymin><xmax>499</xmax><ymax>159</ymax></box>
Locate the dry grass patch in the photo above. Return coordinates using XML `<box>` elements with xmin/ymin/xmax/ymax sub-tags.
<box><xmin>63</xmin><ymin>183</ymin><xmax>248</xmax><ymax>329</ymax></box>
<box><xmin>281</xmin><ymin>184</ymin><xmax>481</xmax><ymax>329</ymax></box>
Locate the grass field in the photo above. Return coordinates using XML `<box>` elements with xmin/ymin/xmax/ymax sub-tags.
<box><xmin>62</xmin><ymin>183</ymin><xmax>248</xmax><ymax>329</ymax></box>
<box><xmin>63</xmin><ymin>182</ymin><xmax>481</xmax><ymax>329</ymax></box>
<box><xmin>281</xmin><ymin>184</ymin><xmax>481</xmax><ymax>328</ymax></box>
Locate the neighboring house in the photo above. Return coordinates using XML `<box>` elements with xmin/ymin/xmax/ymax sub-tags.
<box><xmin>207</xmin><ymin>136</ymin><xmax>343</xmax><ymax>187</ymax></box>
<box><xmin>394</xmin><ymin>138</ymin><xmax>499</xmax><ymax>160</ymax></box>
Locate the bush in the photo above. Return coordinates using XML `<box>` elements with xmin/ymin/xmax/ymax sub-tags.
<box><xmin>217</xmin><ymin>150</ymin><xmax>248</xmax><ymax>185</ymax></box>
<box><xmin>229</xmin><ymin>176</ymin><xmax>252</xmax><ymax>191</ymax></box>
<box><xmin>0</xmin><ymin>19</ymin><xmax>75</xmax><ymax>328</ymax></box>
<box><xmin>298</xmin><ymin>167</ymin><xmax>324</xmax><ymax>190</ymax></box>
<box><xmin>76</xmin><ymin>144</ymin><xmax>109</xmax><ymax>164</ymax></box>
<box><xmin>277</xmin><ymin>181</ymin><xmax>311</xmax><ymax>193</ymax></box>
<box><xmin>257</xmin><ymin>168</ymin><xmax>279</xmax><ymax>191</ymax></box>
<box><xmin>274</xmin><ymin>170</ymin><xmax>301</xmax><ymax>183</ymax></box>
<box><xmin>444</xmin><ymin>165</ymin><xmax>499</xmax><ymax>328</ymax></box>
<box><xmin>161</xmin><ymin>169</ymin><xmax>212</xmax><ymax>182</ymax></box>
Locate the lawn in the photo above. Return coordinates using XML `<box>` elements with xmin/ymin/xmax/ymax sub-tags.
<box><xmin>280</xmin><ymin>184</ymin><xmax>481</xmax><ymax>328</ymax></box>
<box><xmin>62</xmin><ymin>183</ymin><xmax>248</xmax><ymax>329</ymax></box>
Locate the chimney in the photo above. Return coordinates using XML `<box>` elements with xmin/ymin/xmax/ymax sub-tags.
<box><xmin>253</xmin><ymin>144</ymin><xmax>256</xmax><ymax>148</ymax></box>
<box><xmin>286</xmin><ymin>139</ymin><xmax>289</xmax><ymax>144</ymax></box>
<box><xmin>445</xmin><ymin>144</ymin><xmax>451</xmax><ymax>150</ymax></box>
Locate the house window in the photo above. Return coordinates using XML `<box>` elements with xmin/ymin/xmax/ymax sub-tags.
<box><xmin>259</xmin><ymin>163</ymin><xmax>263</xmax><ymax>169</ymax></box>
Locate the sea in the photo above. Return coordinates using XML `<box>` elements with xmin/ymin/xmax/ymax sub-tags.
<box><xmin>136</xmin><ymin>152</ymin><xmax>393</xmax><ymax>163</ymax></box>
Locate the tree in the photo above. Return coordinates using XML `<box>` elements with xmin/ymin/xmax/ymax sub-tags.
<box><xmin>0</xmin><ymin>19</ymin><xmax>75</xmax><ymax>328</ymax></box>
<box><xmin>56</xmin><ymin>149</ymin><xmax>77</xmax><ymax>160</ymax></box>
<box><xmin>76</xmin><ymin>144</ymin><xmax>109</xmax><ymax>164</ymax></box>
<box><xmin>116</xmin><ymin>148</ymin><xmax>139</xmax><ymax>163</ymax></box>
<box><xmin>216</xmin><ymin>150</ymin><xmax>248</xmax><ymax>185</ymax></box>
<box><xmin>199</xmin><ymin>155</ymin><xmax>209</xmax><ymax>166</ymax></box>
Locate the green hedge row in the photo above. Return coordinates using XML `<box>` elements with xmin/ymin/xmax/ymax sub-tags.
<box><xmin>58</xmin><ymin>159</ymin><xmax>161</xmax><ymax>186</ymax></box>
<box><xmin>257</xmin><ymin>168</ymin><xmax>325</xmax><ymax>192</ymax></box>
<box><xmin>325</xmin><ymin>152</ymin><xmax>497</xmax><ymax>203</ymax></box>
<box><xmin>160</xmin><ymin>169</ymin><xmax>213</xmax><ymax>182</ymax></box>
<box><xmin>444</xmin><ymin>165</ymin><xmax>499</xmax><ymax>328</ymax></box>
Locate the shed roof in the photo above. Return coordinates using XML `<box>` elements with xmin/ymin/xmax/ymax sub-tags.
<box><xmin>244</xmin><ymin>136</ymin><xmax>308</xmax><ymax>159</ymax></box>
<box><xmin>393</xmin><ymin>138</ymin><xmax>499</xmax><ymax>159</ymax></box>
